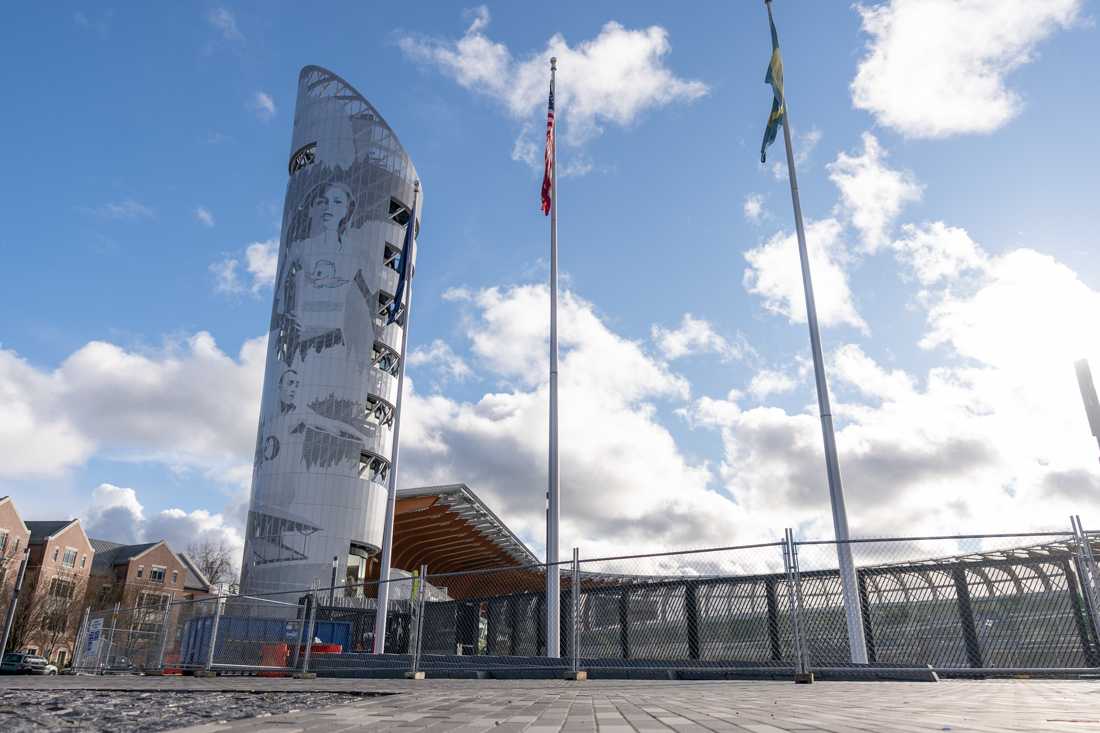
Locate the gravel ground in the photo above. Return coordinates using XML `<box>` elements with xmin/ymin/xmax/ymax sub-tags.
<box><xmin>0</xmin><ymin>689</ymin><xmax>380</xmax><ymax>732</ymax></box>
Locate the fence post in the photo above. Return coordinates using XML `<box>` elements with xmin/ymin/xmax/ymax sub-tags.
<box><xmin>1060</xmin><ymin>558</ymin><xmax>1100</xmax><ymax>666</ymax></box>
<box><xmin>155</xmin><ymin>601</ymin><xmax>173</xmax><ymax>671</ymax></box>
<box><xmin>204</xmin><ymin>595</ymin><xmax>223</xmax><ymax>674</ymax></box>
<box><xmin>411</xmin><ymin>563</ymin><xmax>427</xmax><ymax>675</ymax></box>
<box><xmin>71</xmin><ymin>607</ymin><xmax>91</xmax><ymax>671</ymax></box>
<box><xmin>950</xmin><ymin>565</ymin><xmax>984</xmax><ymax>669</ymax></box>
<box><xmin>571</xmin><ymin>547</ymin><xmax>580</xmax><ymax>674</ymax></box>
<box><xmin>618</xmin><ymin>587</ymin><xmax>631</xmax><ymax>660</ymax></box>
<box><xmin>0</xmin><ymin>549</ymin><xmax>30</xmax><ymax>656</ymax></box>
<box><xmin>764</xmin><ymin>577</ymin><xmax>781</xmax><ymax>662</ymax></box>
<box><xmin>301</xmin><ymin>592</ymin><xmax>317</xmax><ymax>676</ymax></box>
<box><xmin>856</xmin><ymin>570</ymin><xmax>877</xmax><ymax>665</ymax></box>
<box><xmin>291</xmin><ymin>597</ymin><xmax>307</xmax><ymax>669</ymax></box>
<box><xmin>102</xmin><ymin>602</ymin><xmax>120</xmax><ymax>674</ymax></box>
<box><xmin>685</xmin><ymin>581</ymin><xmax>700</xmax><ymax>661</ymax></box>
<box><xmin>1071</xmin><ymin>516</ymin><xmax>1100</xmax><ymax>649</ymax></box>
<box><xmin>783</xmin><ymin>529</ymin><xmax>811</xmax><ymax>682</ymax></box>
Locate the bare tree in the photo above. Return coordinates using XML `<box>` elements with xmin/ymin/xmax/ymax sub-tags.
<box><xmin>185</xmin><ymin>539</ymin><xmax>239</xmax><ymax>591</ymax></box>
<box><xmin>8</xmin><ymin>572</ymin><xmax>88</xmax><ymax>661</ymax></box>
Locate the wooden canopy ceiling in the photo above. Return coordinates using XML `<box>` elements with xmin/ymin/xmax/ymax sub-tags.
<box><xmin>363</xmin><ymin>485</ymin><xmax>539</xmax><ymax>595</ymax></box>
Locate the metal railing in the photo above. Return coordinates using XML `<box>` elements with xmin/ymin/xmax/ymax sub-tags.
<box><xmin>65</xmin><ymin>522</ymin><xmax>1100</xmax><ymax>680</ymax></box>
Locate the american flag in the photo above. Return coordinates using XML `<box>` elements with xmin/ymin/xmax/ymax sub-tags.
<box><xmin>540</xmin><ymin>76</ymin><xmax>555</xmax><ymax>216</ymax></box>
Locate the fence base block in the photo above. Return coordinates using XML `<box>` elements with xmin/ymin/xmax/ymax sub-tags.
<box><xmin>404</xmin><ymin>671</ymin><xmax>426</xmax><ymax>680</ymax></box>
<box><xmin>794</xmin><ymin>672</ymin><xmax>815</xmax><ymax>684</ymax></box>
<box><xmin>193</xmin><ymin>670</ymin><xmax>218</xmax><ymax>678</ymax></box>
<box><xmin>563</xmin><ymin>670</ymin><xmax>587</xmax><ymax>681</ymax></box>
<box><xmin>293</xmin><ymin>672</ymin><xmax>317</xmax><ymax>679</ymax></box>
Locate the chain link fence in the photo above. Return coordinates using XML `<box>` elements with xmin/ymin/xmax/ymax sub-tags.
<box><xmin>64</xmin><ymin>525</ymin><xmax>1100</xmax><ymax>679</ymax></box>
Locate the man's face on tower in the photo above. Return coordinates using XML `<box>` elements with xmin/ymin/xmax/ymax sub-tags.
<box><xmin>279</xmin><ymin>370</ymin><xmax>300</xmax><ymax>405</ymax></box>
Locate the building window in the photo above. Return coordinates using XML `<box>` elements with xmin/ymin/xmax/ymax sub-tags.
<box><xmin>288</xmin><ymin>142</ymin><xmax>317</xmax><ymax>174</ymax></box>
<box><xmin>62</xmin><ymin>548</ymin><xmax>77</xmax><ymax>568</ymax></box>
<box><xmin>52</xmin><ymin>548</ymin><xmax>59</xmax><ymax>562</ymax></box>
<box><xmin>171</xmin><ymin>570</ymin><xmax>178</xmax><ymax>585</ymax></box>
<box><xmin>150</xmin><ymin>566</ymin><xmax>166</xmax><ymax>583</ymax></box>
<box><xmin>133</xmin><ymin>592</ymin><xmax>170</xmax><ymax>633</ymax></box>
<box><xmin>384</xmin><ymin>243</ymin><xmax>401</xmax><ymax>272</ymax></box>
<box><xmin>136</xmin><ymin>565</ymin><xmax>144</xmax><ymax>579</ymax></box>
<box><xmin>49</xmin><ymin>577</ymin><xmax>75</xmax><ymax>600</ymax></box>
<box><xmin>371</xmin><ymin>343</ymin><xmax>400</xmax><ymax>378</ymax></box>
<box><xmin>55</xmin><ymin>650</ymin><xmax>67</xmax><ymax>667</ymax></box>
<box><xmin>81</xmin><ymin>555</ymin><xmax>86</xmax><ymax>569</ymax></box>
<box><xmin>0</xmin><ymin>530</ymin><xmax>8</xmax><ymax>552</ymax></box>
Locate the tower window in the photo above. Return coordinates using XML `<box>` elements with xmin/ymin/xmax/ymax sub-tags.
<box><xmin>384</xmin><ymin>243</ymin><xmax>401</xmax><ymax>272</ymax></box>
<box><xmin>388</xmin><ymin>198</ymin><xmax>419</xmax><ymax>237</ymax></box>
<box><xmin>289</xmin><ymin>142</ymin><xmax>317</xmax><ymax>174</ymax></box>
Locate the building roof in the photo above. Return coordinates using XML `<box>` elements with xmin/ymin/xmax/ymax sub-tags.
<box><xmin>26</xmin><ymin>520</ymin><xmax>78</xmax><ymax>543</ymax></box>
<box><xmin>392</xmin><ymin>484</ymin><xmax>538</xmax><ymax>569</ymax></box>
<box><xmin>175</xmin><ymin>552</ymin><xmax>212</xmax><ymax>592</ymax></box>
<box><xmin>88</xmin><ymin>538</ymin><xmax>160</xmax><ymax>572</ymax></box>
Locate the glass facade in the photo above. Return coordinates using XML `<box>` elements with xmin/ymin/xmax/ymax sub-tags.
<box><xmin>240</xmin><ymin>66</ymin><xmax>421</xmax><ymax>596</ymax></box>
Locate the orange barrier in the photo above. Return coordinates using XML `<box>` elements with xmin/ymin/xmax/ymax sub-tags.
<box><xmin>258</xmin><ymin>642</ymin><xmax>290</xmax><ymax>678</ymax></box>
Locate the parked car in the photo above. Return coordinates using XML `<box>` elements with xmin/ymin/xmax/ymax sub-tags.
<box><xmin>0</xmin><ymin>652</ymin><xmax>56</xmax><ymax>674</ymax></box>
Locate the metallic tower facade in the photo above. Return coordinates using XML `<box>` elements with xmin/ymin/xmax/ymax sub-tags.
<box><xmin>240</xmin><ymin>66</ymin><xmax>421</xmax><ymax>596</ymax></box>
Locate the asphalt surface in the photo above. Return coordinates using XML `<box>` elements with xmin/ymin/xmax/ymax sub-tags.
<box><xmin>1</xmin><ymin>674</ymin><xmax>1098</xmax><ymax>732</ymax></box>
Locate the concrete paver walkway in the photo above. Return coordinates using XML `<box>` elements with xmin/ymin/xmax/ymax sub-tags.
<box><xmin>2</xmin><ymin>675</ymin><xmax>1098</xmax><ymax>732</ymax></box>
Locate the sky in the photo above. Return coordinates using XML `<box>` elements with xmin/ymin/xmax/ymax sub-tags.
<box><xmin>1</xmin><ymin>1</ymin><xmax>1099</xmax><ymax>569</ymax></box>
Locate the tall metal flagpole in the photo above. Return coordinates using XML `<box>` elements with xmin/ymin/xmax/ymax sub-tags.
<box><xmin>373</xmin><ymin>181</ymin><xmax>419</xmax><ymax>654</ymax></box>
<box><xmin>770</xmin><ymin>0</ymin><xmax>867</xmax><ymax>665</ymax></box>
<box><xmin>545</xmin><ymin>56</ymin><xmax>561</xmax><ymax>659</ymax></box>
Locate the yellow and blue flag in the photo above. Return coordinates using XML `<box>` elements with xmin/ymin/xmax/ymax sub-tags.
<box><xmin>760</xmin><ymin>1</ymin><xmax>785</xmax><ymax>164</ymax></box>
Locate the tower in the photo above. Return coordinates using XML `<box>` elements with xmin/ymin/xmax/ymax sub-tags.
<box><xmin>240</xmin><ymin>66</ymin><xmax>420</xmax><ymax>596</ymax></box>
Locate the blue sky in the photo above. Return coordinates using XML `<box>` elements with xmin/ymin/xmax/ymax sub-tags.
<box><xmin>2</xmin><ymin>1</ymin><xmax>1099</xmax><ymax>561</ymax></box>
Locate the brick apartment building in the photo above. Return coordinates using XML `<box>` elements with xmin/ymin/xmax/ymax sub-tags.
<box><xmin>18</xmin><ymin>518</ymin><xmax>96</xmax><ymax>667</ymax></box>
<box><xmin>0</xmin><ymin>497</ymin><xmax>32</xmax><ymax>618</ymax></box>
<box><xmin>88</xmin><ymin>539</ymin><xmax>213</xmax><ymax>611</ymax></box>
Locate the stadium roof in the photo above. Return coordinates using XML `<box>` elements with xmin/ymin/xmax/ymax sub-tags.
<box><xmin>366</xmin><ymin>484</ymin><xmax>538</xmax><ymax>581</ymax></box>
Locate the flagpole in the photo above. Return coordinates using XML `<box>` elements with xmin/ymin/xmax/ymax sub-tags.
<box><xmin>545</xmin><ymin>55</ymin><xmax>561</xmax><ymax>659</ymax></box>
<box><xmin>373</xmin><ymin>180</ymin><xmax>419</xmax><ymax>654</ymax></box>
<box><xmin>769</xmin><ymin>0</ymin><xmax>867</xmax><ymax>666</ymax></box>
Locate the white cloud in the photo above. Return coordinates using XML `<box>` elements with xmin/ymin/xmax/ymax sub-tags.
<box><xmin>397</xmin><ymin>285</ymin><xmax>764</xmax><ymax>560</ymax></box>
<box><xmin>399</xmin><ymin>8</ymin><xmax>707</xmax><ymax>147</ymax></box>
<box><xmin>747</xmin><ymin>369</ymin><xmax>797</xmax><ymax>401</ymax></box>
<box><xmin>211</xmin><ymin>238</ymin><xmax>278</xmax><ymax>295</ymax></box>
<box><xmin>892</xmin><ymin>221</ymin><xmax>987</xmax><ymax>285</ymax></box>
<box><xmin>0</xmin><ymin>333</ymin><xmax>264</xmax><ymax>485</ymax></box>
<box><xmin>244</xmin><ymin>239</ymin><xmax>278</xmax><ymax>290</ymax></box>
<box><xmin>770</xmin><ymin>127</ymin><xmax>821</xmax><ymax>181</ymax></box>
<box><xmin>83</xmin><ymin>483</ymin><xmax>243</xmax><ymax>572</ymax></box>
<box><xmin>852</xmin><ymin>0</ymin><xmax>1081</xmax><ymax>138</ymax></box>
<box><xmin>251</xmin><ymin>91</ymin><xmax>276</xmax><ymax>121</ymax></box>
<box><xmin>407</xmin><ymin>339</ymin><xmax>473</xmax><ymax>384</ymax></box>
<box><xmin>194</xmin><ymin>206</ymin><xmax>215</xmax><ymax>227</ymax></box>
<box><xmin>698</xmin><ymin>227</ymin><xmax>1100</xmax><ymax>538</ymax></box>
<box><xmin>206</xmin><ymin>8</ymin><xmax>243</xmax><ymax>41</ymax></box>
<box><xmin>210</xmin><ymin>257</ymin><xmax>243</xmax><ymax>294</ymax></box>
<box><xmin>84</xmin><ymin>199</ymin><xmax>154</xmax><ymax>220</ymax></box>
<box><xmin>831</xmin><ymin>344</ymin><xmax>914</xmax><ymax>402</ymax></box>
<box><xmin>743</xmin><ymin>193</ymin><xmax>765</xmax><ymax>224</ymax></box>
<box><xmin>651</xmin><ymin>314</ymin><xmax>753</xmax><ymax>363</ymax></box>
<box><xmin>743</xmin><ymin>218</ymin><xmax>868</xmax><ymax>333</ymax></box>
<box><xmin>827</xmin><ymin>132</ymin><xmax>922</xmax><ymax>252</ymax></box>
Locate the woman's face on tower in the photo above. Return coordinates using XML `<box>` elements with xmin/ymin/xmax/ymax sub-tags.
<box><xmin>312</xmin><ymin>185</ymin><xmax>349</xmax><ymax>233</ymax></box>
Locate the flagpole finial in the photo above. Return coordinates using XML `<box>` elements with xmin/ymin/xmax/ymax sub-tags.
<box><xmin>550</xmin><ymin>56</ymin><xmax>557</xmax><ymax>70</ymax></box>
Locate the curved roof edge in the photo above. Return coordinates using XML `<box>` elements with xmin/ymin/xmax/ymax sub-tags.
<box><xmin>298</xmin><ymin>64</ymin><xmax>418</xmax><ymax>185</ymax></box>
